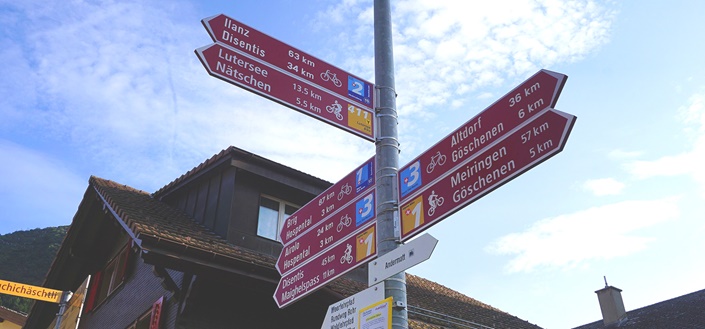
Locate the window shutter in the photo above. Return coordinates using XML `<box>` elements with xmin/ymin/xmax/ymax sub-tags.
<box><xmin>84</xmin><ymin>271</ymin><xmax>102</xmax><ymax>312</ymax></box>
<box><xmin>149</xmin><ymin>296</ymin><xmax>164</xmax><ymax>329</ymax></box>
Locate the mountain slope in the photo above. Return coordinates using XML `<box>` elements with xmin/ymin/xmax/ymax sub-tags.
<box><xmin>0</xmin><ymin>226</ymin><xmax>68</xmax><ymax>313</ymax></box>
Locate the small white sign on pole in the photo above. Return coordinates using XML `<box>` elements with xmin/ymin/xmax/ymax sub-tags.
<box><xmin>368</xmin><ymin>233</ymin><xmax>438</xmax><ymax>286</ymax></box>
<box><xmin>321</xmin><ymin>282</ymin><xmax>385</xmax><ymax>329</ymax></box>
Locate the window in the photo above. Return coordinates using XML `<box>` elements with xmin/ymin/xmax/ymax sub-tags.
<box><xmin>257</xmin><ymin>195</ymin><xmax>298</xmax><ymax>241</ymax></box>
<box><xmin>126</xmin><ymin>297</ymin><xmax>163</xmax><ymax>329</ymax></box>
<box><xmin>130</xmin><ymin>310</ymin><xmax>151</xmax><ymax>329</ymax></box>
<box><xmin>85</xmin><ymin>244</ymin><xmax>131</xmax><ymax>311</ymax></box>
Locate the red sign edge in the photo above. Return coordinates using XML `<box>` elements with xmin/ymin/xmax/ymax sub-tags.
<box><xmin>274</xmin><ymin>222</ymin><xmax>378</xmax><ymax>308</ymax></box>
<box><xmin>400</xmin><ymin>108</ymin><xmax>577</xmax><ymax>242</ymax></box>
<box><xmin>201</xmin><ymin>13</ymin><xmax>375</xmax><ymax>107</ymax></box>
<box><xmin>278</xmin><ymin>156</ymin><xmax>376</xmax><ymax>245</ymax></box>
<box><xmin>194</xmin><ymin>44</ymin><xmax>376</xmax><ymax>142</ymax></box>
<box><xmin>398</xmin><ymin>69</ymin><xmax>568</xmax><ymax>180</ymax></box>
<box><xmin>276</xmin><ymin>195</ymin><xmax>378</xmax><ymax>275</ymax></box>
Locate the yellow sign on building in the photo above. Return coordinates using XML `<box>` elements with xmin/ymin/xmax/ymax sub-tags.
<box><xmin>0</xmin><ymin>279</ymin><xmax>62</xmax><ymax>303</ymax></box>
<box><xmin>48</xmin><ymin>276</ymin><xmax>90</xmax><ymax>329</ymax></box>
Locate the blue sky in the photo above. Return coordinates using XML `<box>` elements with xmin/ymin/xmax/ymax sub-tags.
<box><xmin>2</xmin><ymin>0</ymin><xmax>704</xmax><ymax>328</ymax></box>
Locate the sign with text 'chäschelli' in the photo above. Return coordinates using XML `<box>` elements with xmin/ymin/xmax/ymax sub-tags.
<box><xmin>0</xmin><ymin>279</ymin><xmax>63</xmax><ymax>303</ymax></box>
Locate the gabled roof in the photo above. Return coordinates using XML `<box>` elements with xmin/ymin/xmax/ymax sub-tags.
<box><xmin>27</xmin><ymin>146</ymin><xmax>542</xmax><ymax>329</ymax></box>
<box><xmin>92</xmin><ymin>176</ymin><xmax>275</xmax><ymax>270</ymax></box>
<box><xmin>153</xmin><ymin>146</ymin><xmax>330</xmax><ymax>199</ymax></box>
<box><xmin>573</xmin><ymin>288</ymin><xmax>705</xmax><ymax>329</ymax></box>
<box><xmin>406</xmin><ymin>274</ymin><xmax>541</xmax><ymax>329</ymax></box>
<box><xmin>90</xmin><ymin>175</ymin><xmax>542</xmax><ymax>329</ymax></box>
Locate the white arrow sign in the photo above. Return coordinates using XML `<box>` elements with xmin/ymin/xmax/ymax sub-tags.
<box><xmin>368</xmin><ymin>233</ymin><xmax>438</xmax><ymax>286</ymax></box>
<box><xmin>320</xmin><ymin>283</ymin><xmax>385</xmax><ymax>329</ymax></box>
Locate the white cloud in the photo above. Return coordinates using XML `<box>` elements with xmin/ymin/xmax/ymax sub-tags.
<box><xmin>315</xmin><ymin>0</ymin><xmax>615</xmax><ymax>156</ymax></box>
<box><xmin>608</xmin><ymin>149</ymin><xmax>643</xmax><ymax>160</ymax></box>
<box><xmin>0</xmin><ymin>0</ymin><xmax>373</xmax><ymax>191</ymax></box>
<box><xmin>487</xmin><ymin>197</ymin><xmax>680</xmax><ymax>273</ymax></box>
<box><xmin>0</xmin><ymin>0</ymin><xmax>616</xmax><ymax>194</ymax></box>
<box><xmin>582</xmin><ymin>178</ymin><xmax>625</xmax><ymax>196</ymax></box>
<box><xmin>626</xmin><ymin>89</ymin><xmax>705</xmax><ymax>198</ymax></box>
<box><xmin>680</xmin><ymin>88</ymin><xmax>705</xmax><ymax>130</ymax></box>
<box><xmin>628</xmin><ymin>154</ymin><xmax>696</xmax><ymax>179</ymax></box>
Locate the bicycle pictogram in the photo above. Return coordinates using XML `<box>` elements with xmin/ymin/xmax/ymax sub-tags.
<box><xmin>427</xmin><ymin>190</ymin><xmax>444</xmax><ymax>216</ymax></box>
<box><xmin>321</xmin><ymin>69</ymin><xmax>343</xmax><ymax>87</ymax></box>
<box><xmin>337</xmin><ymin>214</ymin><xmax>352</xmax><ymax>232</ymax></box>
<box><xmin>340</xmin><ymin>244</ymin><xmax>354</xmax><ymax>264</ymax></box>
<box><xmin>426</xmin><ymin>151</ymin><xmax>447</xmax><ymax>173</ymax></box>
<box><xmin>326</xmin><ymin>100</ymin><xmax>344</xmax><ymax>121</ymax></box>
<box><xmin>337</xmin><ymin>182</ymin><xmax>352</xmax><ymax>200</ymax></box>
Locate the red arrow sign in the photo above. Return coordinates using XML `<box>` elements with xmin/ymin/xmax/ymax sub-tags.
<box><xmin>400</xmin><ymin>108</ymin><xmax>576</xmax><ymax>241</ymax></box>
<box><xmin>279</xmin><ymin>157</ymin><xmax>375</xmax><ymax>245</ymax></box>
<box><xmin>398</xmin><ymin>70</ymin><xmax>567</xmax><ymax>201</ymax></box>
<box><xmin>202</xmin><ymin>14</ymin><xmax>374</xmax><ymax>108</ymax></box>
<box><xmin>277</xmin><ymin>188</ymin><xmax>376</xmax><ymax>275</ymax></box>
<box><xmin>274</xmin><ymin>222</ymin><xmax>377</xmax><ymax>308</ymax></box>
<box><xmin>195</xmin><ymin>43</ymin><xmax>375</xmax><ymax>141</ymax></box>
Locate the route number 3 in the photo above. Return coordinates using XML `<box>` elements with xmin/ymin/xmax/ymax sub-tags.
<box><xmin>400</xmin><ymin>161</ymin><xmax>422</xmax><ymax>198</ymax></box>
<box><xmin>355</xmin><ymin>194</ymin><xmax>374</xmax><ymax>226</ymax></box>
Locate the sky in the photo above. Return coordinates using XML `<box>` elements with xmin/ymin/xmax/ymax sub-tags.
<box><xmin>1</xmin><ymin>0</ymin><xmax>704</xmax><ymax>328</ymax></box>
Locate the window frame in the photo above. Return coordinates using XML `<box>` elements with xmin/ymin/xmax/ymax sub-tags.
<box><xmin>126</xmin><ymin>309</ymin><xmax>152</xmax><ymax>329</ymax></box>
<box><xmin>85</xmin><ymin>244</ymin><xmax>131</xmax><ymax>311</ymax></box>
<box><xmin>125</xmin><ymin>296</ymin><xmax>163</xmax><ymax>329</ymax></box>
<box><xmin>256</xmin><ymin>195</ymin><xmax>299</xmax><ymax>241</ymax></box>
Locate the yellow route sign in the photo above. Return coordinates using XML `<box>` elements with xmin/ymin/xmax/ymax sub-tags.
<box><xmin>0</xmin><ymin>279</ymin><xmax>63</xmax><ymax>303</ymax></box>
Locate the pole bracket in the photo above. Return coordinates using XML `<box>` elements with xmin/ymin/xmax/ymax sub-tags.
<box><xmin>393</xmin><ymin>301</ymin><xmax>406</xmax><ymax>309</ymax></box>
<box><xmin>375</xmin><ymin>85</ymin><xmax>398</xmax><ymax>97</ymax></box>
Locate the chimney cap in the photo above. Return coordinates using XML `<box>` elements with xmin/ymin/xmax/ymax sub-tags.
<box><xmin>595</xmin><ymin>285</ymin><xmax>622</xmax><ymax>294</ymax></box>
<box><xmin>595</xmin><ymin>280</ymin><xmax>627</xmax><ymax>325</ymax></box>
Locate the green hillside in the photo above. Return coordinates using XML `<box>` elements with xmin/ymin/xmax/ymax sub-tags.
<box><xmin>0</xmin><ymin>226</ymin><xmax>69</xmax><ymax>314</ymax></box>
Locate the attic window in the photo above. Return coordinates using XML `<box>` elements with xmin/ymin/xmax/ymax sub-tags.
<box><xmin>85</xmin><ymin>244</ymin><xmax>131</xmax><ymax>311</ymax></box>
<box><xmin>257</xmin><ymin>195</ymin><xmax>298</xmax><ymax>241</ymax></box>
<box><xmin>126</xmin><ymin>296</ymin><xmax>163</xmax><ymax>329</ymax></box>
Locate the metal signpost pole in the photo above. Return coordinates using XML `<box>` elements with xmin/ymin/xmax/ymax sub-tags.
<box><xmin>374</xmin><ymin>0</ymin><xmax>407</xmax><ymax>328</ymax></box>
<box><xmin>54</xmin><ymin>291</ymin><xmax>71</xmax><ymax>329</ymax></box>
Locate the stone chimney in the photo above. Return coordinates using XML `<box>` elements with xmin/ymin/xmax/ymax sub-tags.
<box><xmin>595</xmin><ymin>278</ymin><xmax>627</xmax><ymax>325</ymax></box>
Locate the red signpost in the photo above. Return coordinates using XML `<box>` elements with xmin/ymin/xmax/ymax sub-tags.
<box><xmin>274</xmin><ymin>158</ymin><xmax>377</xmax><ymax>307</ymax></box>
<box><xmin>196</xmin><ymin>12</ymin><xmax>578</xmax><ymax>314</ymax></box>
<box><xmin>398</xmin><ymin>70</ymin><xmax>567</xmax><ymax>201</ymax></box>
<box><xmin>195</xmin><ymin>44</ymin><xmax>374</xmax><ymax>141</ymax></box>
<box><xmin>274</xmin><ymin>222</ymin><xmax>377</xmax><ymax>308</ymax></box>
<box><xmin>400</xmin><ymin>108</ymin><xmax>576</xmax><ymax>241</ymax></box>
<box><xmin>202</xmin><ymin>14</ymin><xmax>375</xmax><ymax>109</ymax></box>
<box><xmin>196</xmin><ymin>12</ymin><xmax>381</xmax><ymax>310</ymax></box>
<box><xmin>276</xmin><ymin>188</ymin><xmax>376</xmax><ymax>274</ymax></box>
<box><xmin>271</xmin><ymin>69</ymin><xmax>574</xmax><ymax>306</ymax></box>
<box><xmin>279</xmin><ymin>157</ymin><xmax>375</xmax><ymax>246</ymax></box>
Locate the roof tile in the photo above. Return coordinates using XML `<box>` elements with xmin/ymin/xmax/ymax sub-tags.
<box><xmin>89</xmin><ymin>175</ymin><xmax>541</xmax><ymax>329</ymax></box>
<box><xmin>90</xmin><ymin>176</ymin><xmax>275</xmax><ymax>269</ymax></box>
<box><xmin>573</xmin><ymin>288</ymin><xmax>705</xmax><ymax>329</ymax></box>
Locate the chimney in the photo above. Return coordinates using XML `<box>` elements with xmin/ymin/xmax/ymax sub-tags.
<box><xmin>595</xmin><ymin>277</ymin><xmax>627</xmax><ymax>325</ymax></box>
